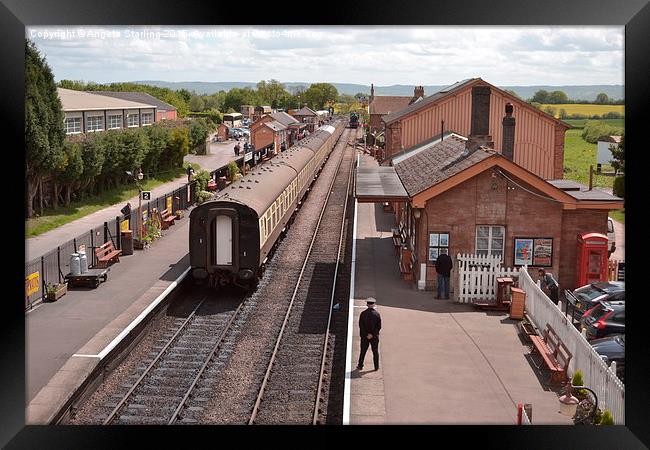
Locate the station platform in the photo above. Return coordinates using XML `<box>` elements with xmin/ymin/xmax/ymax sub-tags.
<box><xmin>344</xmin><ymin>201</ymin><xmax>573</xmax><ymax>425</ymax></box>
<box><xmin>26</xmin><ymin>215</ymin><xmax>192</xmax><ymax>424</ymax></box>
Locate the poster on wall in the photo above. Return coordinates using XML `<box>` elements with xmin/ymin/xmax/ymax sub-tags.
<box><xmin>429</xmin><ymin>233</ymin><xmax>439</xmax><ymax>247</ymax></box>
<box><xmin>439</xmin><ymin>233</ymin><xmax>449</xmax><ymax>247</ymax></box>
<box><xmin>533</xmin><ymin>238</ymin><xmax>553</xmax><ymax>267</ymax></box>
<box><xmin>428</xmin><ymin>247</ymin><xmax>439</xmax><ymax>261</ymax></box>
<box><xmin>514</xmin><ymin>238</ymin><xmax>534</xmax><ymax>266</ymax></box>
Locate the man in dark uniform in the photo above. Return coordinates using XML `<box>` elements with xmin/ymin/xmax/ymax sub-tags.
<box><xmin>280</xmin><ymin>142</ymin><xmax>287</xmax><ymax>152</ymax></box>
<box><xmin>234</xmin><ymin>142</ymin><xmax>241</xmax><ymax>156</ymax></box>
<box><xmin>357</xmin><ymin>297</ymin><xmax>381</xmax><ymax>371</ymax></box>
<box><xmin>435</xmin><ymin>252</ymin><xmax>453</xmax><ymax>299</ymax></box>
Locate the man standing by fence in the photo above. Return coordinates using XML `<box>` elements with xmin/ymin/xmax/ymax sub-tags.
<box><xmin>435</xmin><ymin>252</ymin><xmax>453</xmax><ymax>299</ymax></box>
<box><xmin>538</xmin><ymin>268</ymin><xmax>559</xmax><ymax>305</ymax></box>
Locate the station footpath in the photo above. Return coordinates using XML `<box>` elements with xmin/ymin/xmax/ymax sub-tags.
<box><xmin>26</xmin><ymin>215</ymin><xmax>192</xmax><ymax>424</ymax></box>
<box><xmin>345</xmin><ymin>201</ymin><xmax>573</xmax><ymax>425</ymax></box>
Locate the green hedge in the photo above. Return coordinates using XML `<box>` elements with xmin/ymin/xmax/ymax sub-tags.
<box><xmin>613</xmin><ymin>175</ymin><xmax>624</xmax><ymax>198</ymax></box>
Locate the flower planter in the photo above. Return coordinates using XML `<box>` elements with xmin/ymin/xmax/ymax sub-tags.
<box><xmin>133</xmin><ymin>240</ymin><xmax>150</xmax><ymax>250</ymax></box>
<box><xmin>46</xmin><ymin>283</ymin><xmax>67</xmax><ymax>302</ymax></box>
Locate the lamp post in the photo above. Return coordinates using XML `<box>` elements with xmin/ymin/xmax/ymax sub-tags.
<box><xmin>126</xmin><ymin>169</ymin><xmax>144</xmax><ymax>244</ymax></box>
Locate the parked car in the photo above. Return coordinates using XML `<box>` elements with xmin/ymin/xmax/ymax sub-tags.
<box><xmin>565</xmin><ymin>281</ymin><xmax>624</xmax><ymax>322</ymax></box>
<box><xmin>580</xmin><ymin>300</ymin><xmax>625</xmax><ymax>340</ymax></box>
<box><xmin>607</xmin><ymin>217</ymin><xmax>616</xmax><ymax>256</ymax></box>
<box><xmin>590</xmin><ymin>334</ymin><xmax>625</xmax><ymax>383</ymax></box>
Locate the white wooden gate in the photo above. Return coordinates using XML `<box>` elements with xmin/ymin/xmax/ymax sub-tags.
<box><xmin>456</xmin><ymin>253</ymin><xmax>519</xmax><ymax>303</ymax></box>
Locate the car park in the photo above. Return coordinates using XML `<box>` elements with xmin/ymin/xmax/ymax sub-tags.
<box><xmin>580</xmin><ymin>300</ymin><xmax>625</xmax><ymax>340</ymax></box>
<box><xmin>590</xmin><ymin>334</ymin><xmax>625</xmax><ymax>383</ymax></box>
<box><xmin>565</xmin><ymin>281</ymin><xmax>624</xmax><ymax>322</ymax></box>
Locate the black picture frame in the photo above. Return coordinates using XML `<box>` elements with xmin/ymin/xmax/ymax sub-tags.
<box><xmin>513</xmin><ymin>237</ymin><xmax>554</xmax><ymax>268</ymax></box>
<box><xmin>4</xmin><ymin>1</ymin><xmax>649</xmax><ymax>448</ymax></box>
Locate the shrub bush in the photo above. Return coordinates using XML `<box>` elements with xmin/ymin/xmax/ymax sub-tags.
<box><xmin>228</xmin><ymin>161</ymin><xmax>240</xmax><ymax>181</ymax></box>
<box><xmin>598</xmin><ymin>409</ymin><xmax>614</xmax><ymax>425</ymax></box>
<box><xmin>613</xmin><ymin>175</ymin><xmax>624</xmax><ymax>198</ymax></box>
<box><xmin>195</xmin><ymin>190</ymin><xmax>213</xmax><ymax>205</ymax></box>
<box><xmin>193</xmin><ymin>169</ymin><xmax>211</xmax><ymax>192</ymax></box>
<box><xmin>581</xmin><ymin>121</ymin><xmax>624</xmax><ymax>144</ymax></box>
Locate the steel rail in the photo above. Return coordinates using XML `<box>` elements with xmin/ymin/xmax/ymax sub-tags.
<box><xmin>312</xmin><ymin>132</ymin><xmax>356</xmax><ymax>424</ymax></box>
<box><xmin>168</xmin><ymin>301</ymin><xmax>244</xmax><ymax>424</ymax></box>
<box><xmin>103</xmin><ymin>295</ymin><xmax>208</xmax><ymax>425</ymax></box>
<box><xmin>248</xmin><ymin>128</ymin><xmax>352</xmax><ymax>425</ymax></box>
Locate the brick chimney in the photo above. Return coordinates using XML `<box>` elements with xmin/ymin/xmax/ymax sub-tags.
<box><xmin>466</xmin><ymin>86</ymin><xmax>493</xmax><ymax>151</ymax></box>
<box><xmin>370</xmin><ymin>83</ymin><xmax>375</xmax><ymax>102</ymax></box>
<box><xmin>502</xmin><ymin>102</ymin><xmax>516</xmax><ymax>161</ymax></box>
<box><xmin>414</xmin><ymin>85</ymin><xmax>424</xmax><ymax>98</ymax></box>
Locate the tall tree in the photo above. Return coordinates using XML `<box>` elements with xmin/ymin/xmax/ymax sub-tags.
<box><xmin>302</xmin><ymin>83</ymin><xmax>338</xmax><ymax>110</ymax></box>
<box><xmin>548</xmin><ymin>90</ymin><xmax>569</xmax><ymax>104</ymax></box>
<box><xmin>25</xmin><ymin>39</ymin><xmax>66</xmax><ymax>218</ymax></box>
<box><xmin>595</xmin><ymin>93</ymin><xmax>610</xmax><ymax>104</ymax></box>
<box><xmin>189</xmin><ymin>95</ymin><xmax>205</xmax><ymax>112</ymax></box>
<box><xmin>530</xmin><ymin>89</ymin><xmax>550</xmax><ymax>104</ymax></box>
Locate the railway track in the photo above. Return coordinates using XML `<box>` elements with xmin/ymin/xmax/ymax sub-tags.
<box><xmin>68</xmin><ymin>125</ymin><xmax>356</xmax><ymax>425</ymax></box>
<box><xmin>69</xmin><ymin>289</ymin><xmax>244</xmax><ymax>425</ymax></box>
<box><xmin>248</xmin><ymin>129</ymin><xmax>356</xmax><ymax>425</ymax></box>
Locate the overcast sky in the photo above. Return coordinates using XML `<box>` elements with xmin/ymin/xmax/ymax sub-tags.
<box><xmin>27</xmin><ymin>26</ymin><xmax>624</xmax><ymax>86</ymax></box>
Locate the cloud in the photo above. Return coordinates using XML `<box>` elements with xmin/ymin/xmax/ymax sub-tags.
<box><xmin>27</xmin><ymin>26</ymin><xmax>624</xmax><ymax>86</ymax></box>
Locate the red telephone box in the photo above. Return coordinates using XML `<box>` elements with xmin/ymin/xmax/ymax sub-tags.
<box><xmin>576</xmin><ymin>232</ymin><xmax>609</xmax><ymax>287</ymax></box>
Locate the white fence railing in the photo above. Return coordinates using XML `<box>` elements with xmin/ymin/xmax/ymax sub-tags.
<box><xmin>519</xmin><ymin>267</ymin><xmax>625</xmax><ymax>425</ymax></box>
<box><xmin>456</xmin><ymin>253</ymin><xmax>519</xmax><ymax>303</ymax></box>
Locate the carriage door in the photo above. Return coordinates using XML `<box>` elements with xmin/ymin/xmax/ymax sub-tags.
<box><xmin>215</xmin><ymin>215</ymin><xmax>233</xmax><ymax>265</ymax></box>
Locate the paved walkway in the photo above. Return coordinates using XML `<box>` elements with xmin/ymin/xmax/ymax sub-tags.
<box><xmin>347</xmin><ymin>201</ymin><xmax>572</xmax><ymax>425</ymax></box>
<box><xmin>26</xmin><ymin>216</ymin><xmax>191</xmax><ymax>404</ymax></box>
<box><xmin>26</xmin><ymin>141</ymin><xmax>238</xmax><ymax>262</ymax></box>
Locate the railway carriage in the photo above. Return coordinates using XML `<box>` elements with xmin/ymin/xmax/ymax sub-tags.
<box><xmin>190</xmin><ymin>119</ymin><xmax>346</xmax><ymax>288</ymax></box>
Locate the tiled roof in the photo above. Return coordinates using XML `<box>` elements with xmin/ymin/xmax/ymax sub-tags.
<box><xmin>58</xmin><ymin>88</ymin><xmax>155</xmax><ymax>111</ymax></box>
<box><xmin>264</xmin><ymin>120</ymin><xmax>287</xmax><ymax>132</ymax></box>
<box><xmin>394</xmin><ymin>134</ymin><xmax>493</xmax><ymax>196</ymax></box>
<box><xmin>382</xmin><ymin>78</ymin><xmax>571</xmax><ymax>129</ymax></box>
<box><xmin>293</xmin><ymin>107</ymin><xmax>317</xmax><ymax>116</ymax></box>
<box><xmin>369</xmin><ymin>96</ymin><xmax>412</xmax><ymax>115</ymax></box>
<box><xmin>269</xmin><ymin>111</ymin><xmax>299</xmax><ymax>127</ymax></box>
<box><xmin>547</xmin><ymin>181</ymin><xmax>623</xmax><ymax>201</ymax></box>
<box><xmin>382</xmin><ymin>79</ymin><xmax>477</xmax><ymax>124</ymax></box>
<box><xmin>92</xmin><ymin>91</ymin><xmax>176</xmax><ymax>111</ymax></box>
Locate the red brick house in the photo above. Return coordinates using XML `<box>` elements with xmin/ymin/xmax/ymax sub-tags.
<box><xmin>250</xmin><ymin>114</ymin><xmax>289</xmax><ymax>154</ymax></box>
<box><xmin>382</xmin><ymin>78</ymin><xmax>571</xmax><ymax>180</ymax></box>
<box><xmin>368</xmin><ymin>84</ymin><xmax>424</xmax><ymax>132</ymax></box>
<box><xmin>291</xmin><ymin>106</ymin><xmax>319</xmax><ymax>132</ymax></box>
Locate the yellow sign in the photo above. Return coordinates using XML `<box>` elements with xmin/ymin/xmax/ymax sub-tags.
<box><xmin>120</xmin><ymin>219</ymin><xmax>130</xmax><ymax>231</ymax></box>
<box><xmin>26</xmin><ymin>272</ymin><xmax>40</xmax><ymax>297</ymax></box>
<box><xmin>166</xmin><ymin>196</ymin><xmax>172</xmax><ymax>213</ymax></box>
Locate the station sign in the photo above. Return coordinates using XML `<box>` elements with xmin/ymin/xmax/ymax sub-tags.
<box><xmin>141</xmin><ymin>191</ymin><xmax>151</xmax><ymax>201</ymax></box>
<box><xmin>25</xmin><ymin>272</ymin><xmax>40</xmax><ymax>297</ymax></box>
<box><xmin>245</xmin><ymin>152</ymin><xmax>253</xmax><ymax>162</ymax></box>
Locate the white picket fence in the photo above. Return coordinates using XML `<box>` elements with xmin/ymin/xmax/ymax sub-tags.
<box><xmin>456</xmin><ymin>253</ymin><xmax>519</xmax><ymax>303</ymax></box>
<box><xmin>519</xmin><ymin>267</ymin><xmax>625</xmax><ymax>424</ymax></box>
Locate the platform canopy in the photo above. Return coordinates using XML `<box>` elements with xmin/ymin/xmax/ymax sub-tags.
<box><xmin>355</xmin><ymin>162</ymin><xmax>409</xmax><ymax>203</ymax></box>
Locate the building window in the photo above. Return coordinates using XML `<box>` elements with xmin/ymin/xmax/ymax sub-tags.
<box><xmin>476</xmin><ymin>225</ymin><xmax>505</xmax><ymax>259</ymax></box>
<box><xmin>141</xmin><ymin>113</ymin><xmax>153</xmax><ymax>126</ymax></box>
<box><xmin>86</xmin><ymin>116</ymin><xmax>103</xmax><ymax>132</ymax></box>
<box><xmin>428</xmin><ymin>232</ymin><xmax>450</xmax><ymax>263</ymax></box>
<box><xmin>64</xmin><ymin>117</ymin><xmax>81</xmax><ymax>134</ymax></box>
<box><xmin>127</xmin><ymin>114</ymin><xmax>139</xmax><ymax>127</ymax></box>
<box><xmin>108</xmin><ymin>115</ymin><xmax>122</xmax><ymax>129</ymax></box>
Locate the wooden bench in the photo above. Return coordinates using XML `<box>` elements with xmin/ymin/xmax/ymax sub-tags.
<box><xmin>94</xmin><ymin>241</ymin><xmax>122</xmax><ymax>269</ymax></box>
<box><xmin>529</xmin><ymin>324</ymin><xmax>572</xmax><ymax>384</ymax></box>
<box><xmin>160</xmin><ymin>208</ymin><xmax>176</xmax><ymax>230</ymax></box>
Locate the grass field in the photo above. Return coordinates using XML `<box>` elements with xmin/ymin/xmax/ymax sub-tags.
<box><xmin>562</xmin><ymin>127</ymin><xmax>625</xmax><ymax>223</ymax></box>
<box><xmin>542</xmin><ymin>104</ymin><xmax>625</xmax><ymax>118</ymax></box>
<box><xmin>25</xmin><ymin>164</ymin><xmax>199</xmax><ymax>238</ymax></box>
<box><xmin>564</xmin><ymin>118</ymin><xmax>625</xmax><ymax>129</ymax></box>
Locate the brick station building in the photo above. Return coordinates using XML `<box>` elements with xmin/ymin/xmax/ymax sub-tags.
<box><xmin>357</xmin><ymin>96</ymin><xmax>623</xmax><ymax>294</ymax></box>
<box><xmin>249</xmin><ymin>111</ymin><xmax>305</xmax><ymax>154</ymax></box>
<box><xmin>381</xmin><ymin>78</ymin><xmax>571</xmax><ymax>180</ymax></box>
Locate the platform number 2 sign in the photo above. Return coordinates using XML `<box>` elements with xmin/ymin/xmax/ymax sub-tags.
<box><xmin>141</xmin><ymin>191</ymin><xmax>151</xmax><ymax>201</ymax></box>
